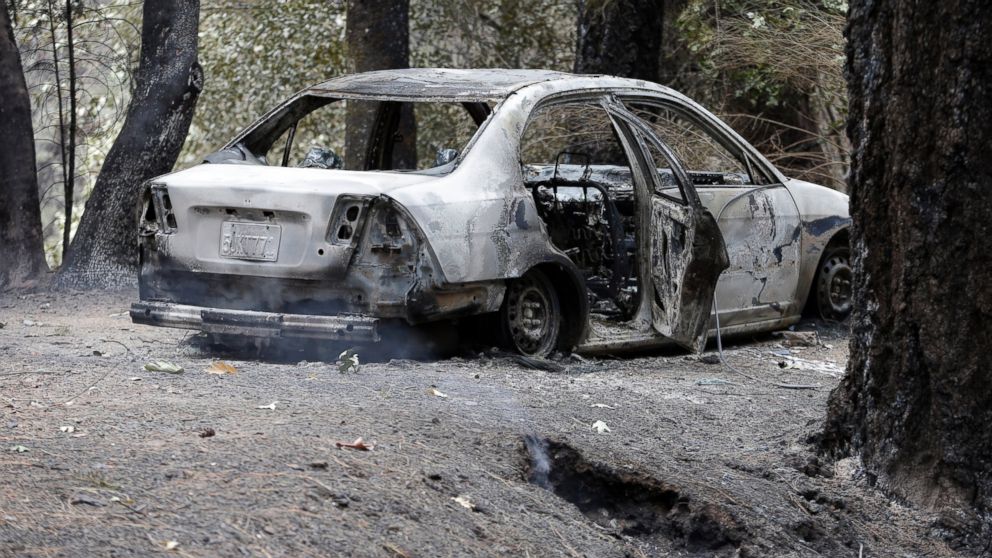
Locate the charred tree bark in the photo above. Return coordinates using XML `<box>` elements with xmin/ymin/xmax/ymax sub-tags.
<box><xmin>573</xmin><ymin>0</ymin><xmax>669</xmax><ymax>82</ymax></box>
<box><xmin>345</xmin><ymin>0</ymin><xmax>415</xmax><ymax>170</ymax></box>
<box><xmin>0</xmin><ymin>1</ymin><xmax>49</xmax><ymax>289</ymax></box>
<box><xmin>821</xmin><ymin>0</ymin><xmax>992</xmax><ymax>523</ymax></box>
<box><xmin>57</xmin><ymin>0</ymin><xmax>203</xmax><ymax>289</ymax></box>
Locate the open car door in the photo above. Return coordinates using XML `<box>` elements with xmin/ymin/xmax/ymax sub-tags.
<box><xmin>612</xmin><ymin>107</ymin><xmax>729</xmax><ymax>352</ymax></box>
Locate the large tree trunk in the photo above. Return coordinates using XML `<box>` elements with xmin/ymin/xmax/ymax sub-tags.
<box><xmin>573</xmin><ymin>0</ymin><xmax>668</xmax><ymax>82</ymax></box>
<box><xmin>345</xmin><ymin>0</ymin><xmax>415</xmax><ymax>170</ymax></box>
<box><xmin>57</xmin><ymin>0</ymin><xmax>203</xmax><ymax>289</ymax></box>
<box><xmin>821</xmin><ymin>0</ymin><xmax>992</xmax><ymax>521</ymax></box>
<box><xmin>0</xmin><ymin>1</ymin><xmax>48</xmax><ymax>290</ymax></box>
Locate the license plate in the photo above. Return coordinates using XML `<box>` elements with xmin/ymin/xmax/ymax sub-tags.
<box><xmin>220</xmin><ymin>222</ymin><xmax>281</xmax><ymax>262</ymax></box>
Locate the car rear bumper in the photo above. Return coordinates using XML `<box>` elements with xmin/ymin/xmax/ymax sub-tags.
<box><xmin>130</xmin><ymin>301</ymin><xmax>380</xmax><ymax>342</ymax></box>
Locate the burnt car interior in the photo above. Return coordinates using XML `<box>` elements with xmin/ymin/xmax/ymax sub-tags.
<box><xmin>518</xmin><ymin>99</ymin><xmax>760</xmax><ymax>328</ymax></box>
<box><xmin>520</xmin><ymin>101</ymin><xmax>642</xmax><ymax>322</ymax></box>
<box><xmin>205</xmin><ymin>94</ymin><xmax>492</xmax><ymax>173</ymax></box>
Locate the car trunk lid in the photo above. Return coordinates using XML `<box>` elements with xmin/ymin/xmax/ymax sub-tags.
<box><xmin>151</xmin><ymin>163</ymin><xmax>434</xmax><ymax>280</ymax></box>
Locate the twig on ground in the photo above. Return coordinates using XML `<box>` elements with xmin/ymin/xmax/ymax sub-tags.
<box><xmin>61</xmin><ymin>367</ymin><xmax>114</xmax><ymax>405</ymax></box>
<box><xmin>99</xmin><ymin>338</ymin><xmax>132</xmax><ymax>354</ymax></box>
<box><xmin>552</xmin><ymin>527</ymin><xmax>583</xmax><ymax>558</ymax></box>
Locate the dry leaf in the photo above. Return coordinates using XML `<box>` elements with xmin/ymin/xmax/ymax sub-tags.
<box><xmin>427</xmin><ymin>387</ymin><xmax>448</xmax><ymax>398</ymax></box>
<box><xmin>163</xmin><ymin>540</ymin><xmax>180</xmax><ymax>551</ymax></box>
<box><xmin>335</xmin><ymin>437</ymin><xmax>374</xmax><ymax>451</ymax></box>
<box><xmin>205</xmin><ymin>361</ymin><xmax>237</xmax><ymax>375</ymax></box>
<box><xmin>337</xmin><ymin>350</ymin><xmax>360</xmax><ymax>373</ymax></box>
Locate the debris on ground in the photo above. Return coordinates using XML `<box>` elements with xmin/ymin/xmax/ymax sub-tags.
<box><xmin>335</xmin><ymin>437</ymin><xmax>374</xmax><ymax>451</ymax></box>
<box><xmin>199</xmin><ymin>428</ymin><xmax>216</xmax><ymax>438</ymax></box>
<box><xmin>59</xmin><ymin>425</ymin><xmax>75</xmax><ymax>433</ymax></box>
<box><xmin>205</xmin><ymin>361</ymin><xmax>237</xmax><ymax>375</ymax></box>
<box><xmin>337</xmin><ymin>350</ymin><xmax>360</xmax><ymax>373</ymax></box>
<box><xmin>143</xmin><ymin>361</ymin><xmax>184</xmax><ymax>374</ymax></box>
<box><xmin>451</xmin><ymin>495</ymin><xmax>476</xmax><ymax>510</ymax></box>
<box><xmin>775</xmin><ymin>354</ymin><xmax>844</xmax><ymax>376</ymax></box>
<box><xmin>9</xmin><ymin>445</ymin><xmax>29</xmax><ymax>453</ymax></box>
<box><xmin>773</xmin><ymin>330</ymin><xmax>821</xmax><ymax>347</ymax></box>
<box><xmin>163</xmin><ymin>540</ymin><xmax>180</xmax><ymax>551</ymax></box>
<box><xmin>427</xmin><ymin>386</ymin><xmax>448</xmax><ymax>398</ymax></box>
<box><xmin>505</xmin><ymin>353</ymin><xmax>566</xmax><ymax>372</ymax></box>
<box><xmin>696</xmin><ymin>378</ymin><xmax>735</xmax><ymax>386</ymax></box>
<box><xmin>589</xmin><ymin>403</ymin><xmax>613</xmax><ymax>409</ymax></box>
<box><xmin>69</xmin><ymin>494</ymin><xmax>105</xmax><ymax>507</ymax></box>
<box><xmin>256</xmin><ymin>401</ymin><xmax>278</xmax><ymax>410</ymax></box>
<box><xmin>22</xmin><ymin>319</ymin><xmax>42</xmax><ymax>327</ymax></box>
<box><xmin>592</xmin><ymin>420</ymin><xmax>611</xmax><ymax>434</ymax></box>
<box><xmin>699</xmin><ymin>354</ymin><xmax>722</xmax><ymax>365</ymax></box>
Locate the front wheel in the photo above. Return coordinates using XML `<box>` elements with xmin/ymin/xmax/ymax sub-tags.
<box><xmin>499</xmin><ymin>269</ymin><xmax>562</xmax><ymax>357</ymax></box>
<box><xmin>814</xmin><ymin>245</ymin><xmax>853</xmax><ymax>321</ymax></box>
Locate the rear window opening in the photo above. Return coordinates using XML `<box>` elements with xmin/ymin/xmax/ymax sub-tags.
<box><xmin>216</xmin><ymin>95</ymin><xmax>494</xmax><ymax>174</ymax></box>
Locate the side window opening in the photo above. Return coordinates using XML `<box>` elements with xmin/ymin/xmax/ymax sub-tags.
<box><xmin>625</xmin><ymin>101</ymin><xmax>772</xmax><ymax>187</ymax></box>
<box><xmin>632</xmin><ymin>127</ymin><xmax>688</xmax><ymax>204</ymax></box>
<box><xmin>519</xmin><ymin>101</ymin><xmax>640</xmax><ymax>322</ymax></box>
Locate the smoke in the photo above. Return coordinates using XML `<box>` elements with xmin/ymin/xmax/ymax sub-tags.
<box><xmin>524</xmin><ymin>433</ymin><xmax>552</xmax><ymax>489</ymax></box>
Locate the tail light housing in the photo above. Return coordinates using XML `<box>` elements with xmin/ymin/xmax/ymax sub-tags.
<box><xmin>327</xmin><ymin>195</ymin><xmax>371</xmax><ymax>246</ymax></box>
<box><xmin>148</xmin><ymin>183</ymin><xmax>177</xmax><ymax>234</ymax></box>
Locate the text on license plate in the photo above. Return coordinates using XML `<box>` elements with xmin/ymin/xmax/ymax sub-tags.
<box><xmin>220</xmin><ymin>222</ymin><xmax>281</xmax><ymax>261</ymax></box>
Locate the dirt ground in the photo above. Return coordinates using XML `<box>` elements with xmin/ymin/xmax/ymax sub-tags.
<box><xmin>0</xmin><ymin>291</ymin><xmax>961</xmax><ymax>557</ymax></box>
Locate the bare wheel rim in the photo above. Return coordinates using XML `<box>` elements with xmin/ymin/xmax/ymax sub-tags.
<box><xmin>505</xmin><ymin>272</ymin><xmax>560</xmax><ymax>356</ymax></box>
<box><xmin>817</xmin><ymin>251</ymin><xmax>853</xmax><ymax>320</ymax></box>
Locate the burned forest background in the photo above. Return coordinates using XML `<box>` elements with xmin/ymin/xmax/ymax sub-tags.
<box><xmin>0</xmin><ymin>0</ymin><xmax>848</xmax><ymax>288</ymax></box>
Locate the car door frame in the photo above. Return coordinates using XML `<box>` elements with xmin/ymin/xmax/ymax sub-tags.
<box><xmin>604</xmin><ymin>98</ymin><xmax>729</xmax><ymax>352</ymax></box>
<box><xmin>616</xmin><ymin>94</ymin><xmax>804</xmax><ymax>328</ymax></box>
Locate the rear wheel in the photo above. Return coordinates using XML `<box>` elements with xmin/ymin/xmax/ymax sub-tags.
<box><xmin>814</xmin><ymin>245</ymin><xmax>853</xmax><ymax>321</ymax></box>
<box><xmin>500</xmin><ymin>269</ymin><xmax>562</xmax><ymax>357</ymax></box>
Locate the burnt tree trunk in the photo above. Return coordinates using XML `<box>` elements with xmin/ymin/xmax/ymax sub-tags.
<box><xmin>57</xmin><ymin>0</ymin><xmax>203</xmax><ymax>289</ymax></box>
<box><xmin>345</xmin><ymin>0</ymin><xmax>415</xmax><ymax>170</ymax></box>
<box><xmin>0</xmin><ymin>1</ymin><xmax>49</xmax><ymax>289</ymax></box>
<box><xmin>573</xmin><ymin>0</ymin><xmax>669</xmax><ymax>82</ymax></box>
<box><xmin>821</xmin><ymin>0</ymin><xmax>992</xmax><ymax>521</ymax></box>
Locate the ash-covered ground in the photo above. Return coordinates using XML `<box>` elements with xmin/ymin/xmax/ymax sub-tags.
<box><xmin>0</xmin><ymin>291</ymin><xmax>956</xmax><ymax>557</ymax></box>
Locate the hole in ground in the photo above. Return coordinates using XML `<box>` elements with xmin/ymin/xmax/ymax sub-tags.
<box><xmin>523</xmin><ymin>436</ymin><xmax>746</xmax><ymax>554</ymax></box>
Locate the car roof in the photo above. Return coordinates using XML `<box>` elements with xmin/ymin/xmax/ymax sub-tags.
<box><xmin>307</xmin><ymin>68</ymin><xmax>593</xmax><ymax>101</ymax></box>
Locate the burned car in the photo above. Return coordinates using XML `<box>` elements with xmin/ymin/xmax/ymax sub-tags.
<box><xmin>131</xmin><ymin>69</ymin><xmax>851</xmax><ymax>357</ymax></box>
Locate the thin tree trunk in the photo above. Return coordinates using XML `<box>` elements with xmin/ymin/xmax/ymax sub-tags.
<box><xmin>63</xmin><ymin>0</ymin><xmax>78</xmax><ymax>258</ymax></box>
<box><xmin>0</xmin><ymin>0</ymin><xmax>49</xmax><ymax>289</ymax></box>
<box><xmin>820</xmin><ymin>0</ymin><xmax>992</xmax><ymax>530</ymax></box>
<box><xmin>46</xmin><ymin>0</ymin><xmax>69</xmax><ymax>253</ymax></box>
<box><xmin>57</xmin><ymin>0</ymin><xmax>203</xmax><ymax>289</ymax></box>
<box><xmin>344</xmin><ymin>0</ymin><xmax>415</xmax><ymax>170</ymax></box>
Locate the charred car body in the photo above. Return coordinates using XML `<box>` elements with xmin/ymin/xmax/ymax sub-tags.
<box><xmin>131</xmin><ymin>69</ymin><xmax>851</xmax><ymax>356</ymax></box>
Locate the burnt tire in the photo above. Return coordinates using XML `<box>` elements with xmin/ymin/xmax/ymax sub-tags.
<box><xmin>813</xmin><ymin>245</ymin><xmax>853</xmax><ymax>321</ymax></box>
<box><xmin>499</xmin><ymin>269</ymin><xmax>562</xmax><ymax>357</ymax></box>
